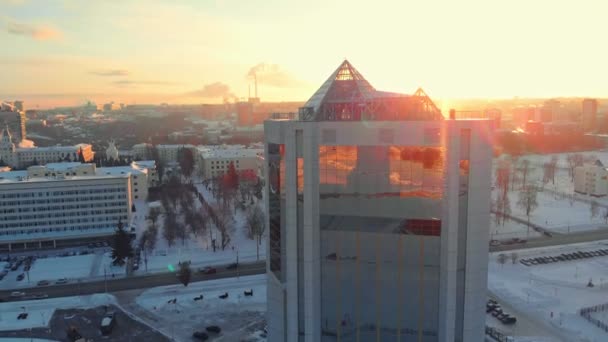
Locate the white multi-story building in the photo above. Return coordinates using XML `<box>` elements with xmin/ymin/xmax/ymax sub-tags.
<box><xmin>0</xmin><ymin>127</ymin><xmax>93</xmax><ymax>168</ymax></box>
<box><xmin>196</xmin><ymin>145</ymin><xmax>263</xmax><ymax>180</ymax></box>
<box><xmin>574</xmin><ymin>160</ymin><xmax>608</xmax><ymax>196</ymax></box>
<box><xmin>264</xmin><ymin>60</ymin><xmax>493</xmax><ymax>342</ymax></box>
<box><xmin>0</xmin><ymin>171</ymin><xmax>131</xmax><ymax>251</ymax></box>
<box><xmin>0</xmin><ymin>160</ymin><xmax>159</xmax><ymax>250</ymax></box>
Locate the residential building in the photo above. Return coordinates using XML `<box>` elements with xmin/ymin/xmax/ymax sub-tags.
<box><xmin>574</xmin><ymin>160</ymin><xmax>608</xmax><ymax>196</ymax></box>
<box><xmin>264</xmin><ymin>60</ymin><xmax>493</xmax><ymax>342</ymax></box>
<box><xmin>196</xmin><ymin>145</ymin><xmax>263</xmax><ymax>180</ymax></box>
<box><xmin>0</xmin><ymin>127</ymin><xmax>93</xmax><ymax>168</ymax></box>
<box><xmin>153</xmin><ymin>144</ymin><xmax>196</xmax><ymax>164</ymax></box>
<box><xmin>582</xmin><ymin>98</ymin><xmax>598</xmax><ymax>132</ymax></box>
<box><xmin>0</xmin><ymin>101</ymin><xmax>27</xmax><ymax>143</ymax></box>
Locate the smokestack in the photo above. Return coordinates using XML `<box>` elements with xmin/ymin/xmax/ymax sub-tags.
<box><xmin>248</xmin><ymin>84</ymin><xmax>251</xmax><ymax>99</ymax></box>
<box><xmin>254</xmin><ymin>74</ymin><xmax>258</xmax><ymax>99</ymax></box>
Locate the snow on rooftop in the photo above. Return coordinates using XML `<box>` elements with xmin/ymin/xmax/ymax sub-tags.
<box><xmin>96</xmin><ymin>166</ymin><xmax>146</xmax><ymax>177</ymax></box>
<box><xmin>41</xmin><ymin>162</ymin><xmax>84</xmax><ymax>171</ymax></box>
<box><xmin>199</xmin><ymin>147</ymin><xmax>263</xmax><ymax>159</ymax></box>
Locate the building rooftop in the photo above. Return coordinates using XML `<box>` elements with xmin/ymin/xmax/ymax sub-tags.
<box><xmin>296</xmin><ymin>60</ymin><xmax>443</xmax><ymax>122</ymax></box>
<box><xmin>199</xmin><ymin>147</ymin><xmax>263</xmax><ymax>160</ymax></box>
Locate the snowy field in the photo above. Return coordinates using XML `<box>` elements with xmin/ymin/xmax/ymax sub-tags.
<box><xmin>0</xmin><ymin>294</ymin><xmax>114</xmax><ymax>332</ymax></box>
<box><xmin>489</xmin><ymin>240</ymin><xmax>608</xmax><ymax>342</ymax></box>
<box><xmin>491</xmin><ymin>151</ymin><xmax>608</xmax><ymax>239</ymax></box>
<box><xmin>135</xmin><ymin>274</ymin><xmax>267</xmax><ymax>341</ymax></box>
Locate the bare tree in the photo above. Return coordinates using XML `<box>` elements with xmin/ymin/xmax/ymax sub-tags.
<box><xmin>519</xmin><ymin>159</ymin><xmax>531</xmax><ymax>188</ymax></box>
<box><xmin>510</xmin><ymin>155</ymin><xmax>519</xmax><ymax>191</ymax></box>
<box><xmin>517</xmin><ymin>185</ymin><xmax>539</xmax><ymax>236</ymax></box>
<box><xmin>549</xmin><ymin>156</ymin><xmax>559</xmax><ymax>184</ymax></box>
<box><xmin>590</xmin><ymin>200</ymin><xmax>599</xmax><ymax>219</ymax></box>
<box><xmin>246</xmin><ymin>204</ymin><xmax>266</xmax><ymax>260</ymax></box>
<box><xmin>163</xmin><ymin>212</ymin><xmax>178</xmax><ymax>247</ymax></box>
<box><xmin>494</xmin><ymin>192</ymin><xmax>511</xmax><ymax>226</ymax></box>
<box><xmin>497</xmin><ymin>253</ymin><xmax>508</xmax><ymax>267</ymax></box>
<box><xmin>511</xmin><ymin>252</ymin><xmax>518</xmax><ymax>264</ymax></box>
<box><xmin>496</xmin><ymin>159</ymin><xmax>511</xmax><ymax>201</ymax></box>
<box><xmin>213</xmin><ymin>203</ymin><xmax>233</xmax><ymax>250</ymax></box>
<box><xmin>148</xmin><ymin>207</ymin><xmax>161</xmax><ymax>226</ymax></box>
<box><xmin>566</xmin><ymin>154</ymin><xmax>584</xmax><ymax>182</ymax></box>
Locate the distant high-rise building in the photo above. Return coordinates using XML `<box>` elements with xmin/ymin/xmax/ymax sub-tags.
<box><xmin>0</xmin><ymin>101</ymin><xmax>26</xmax><ymax>143</ymax></box>
<box><xmin>582</xmin><ymin>98</ymin><xmax>598</xmax><ymax>132</ymax></box>
<box><xmin>264</xmin><ymin>60</ymin><xmax>493</xmax><ymax>342</ymax></box>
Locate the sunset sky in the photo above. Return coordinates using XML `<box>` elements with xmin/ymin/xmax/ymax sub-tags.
<box><xmin>1</xmin><ymin>0</ymin><xmax>607</xmax><ymax>108</ymax></box>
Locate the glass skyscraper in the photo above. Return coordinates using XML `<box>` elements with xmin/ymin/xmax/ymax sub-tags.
<box><xmin>265</xmin><ymin>61</ymin><xmax>492</xmax><ymax>342</ymax></box>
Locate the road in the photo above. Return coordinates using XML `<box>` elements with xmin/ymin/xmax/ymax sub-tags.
<box><xmin>491</xmin><ymin>228</ymin><xmax>608</xmax><ymax>252</ymax></box>
<box><xmin>0</xmin><ymin>261</ymin><xmax>266</xmax><ymax>302</ymax></box>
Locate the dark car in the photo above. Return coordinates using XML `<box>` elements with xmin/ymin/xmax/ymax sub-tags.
<box><xmin>226</xmin><ymin>263</ymin><xmax>238</xmax><ymax>270</ymax></box>
<box><xmin>37</xmin><ymin>280</ymin><xmax>50</xmax><ymax>286</ymax></box>
<box><xmin>193</xmin><ymin>331</ymin><xmax>209</xmax><ymax>340</ymax></box>
<box><xmin>206</xmin><ymin>325</ymin><xmax>221</xmax><ymax>334</ymax></box>
<box><xmin>199</xmin><ymin>267</ymin><xmax>217</xmax><ymax>275</ymax></box>
<box><xmin>16</xmin><ymin>273</ymin><xmax>25</xmax><ymax>281</ymax></box>
<box><xmin>502</xmin><ymin>316</ymin><xmax>517</xmax><ymax>325</ymax></box>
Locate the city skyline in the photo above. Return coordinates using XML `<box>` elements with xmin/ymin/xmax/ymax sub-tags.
<box><xmin>2</xmin><ymin>0</ymin><xmax>608</xmax><ymax>108</ymax></box>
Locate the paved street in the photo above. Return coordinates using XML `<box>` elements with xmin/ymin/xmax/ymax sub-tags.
<box><xmin>0</xmin><ymin>261</ymin><xmax>266</xmax><ymax>302</ymax></box>
<box><xmin>491</xmin><ymin>229</ymin><xmax>608</xmax><ymax>252</ymax></box>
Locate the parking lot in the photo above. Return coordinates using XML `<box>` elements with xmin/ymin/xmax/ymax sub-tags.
<box><xmin>0</xmin><ymin>304</ymin><xmax>169</xmax><ymax>342</ymax></box>
<box><xmin>518</xmin><ymin>248</ymin><xmax>608</xmax><ymax>267</ymax></box>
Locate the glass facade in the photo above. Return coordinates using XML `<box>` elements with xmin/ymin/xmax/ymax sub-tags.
<box><xmin>268</xmin><ymin>143</ymin><xmax>286</xmax><ymax>281</ymax></box>
<box><xmin>320</xmin><ymin>145</ymin><xmax>444</xmax><ymax>342</ymax></box>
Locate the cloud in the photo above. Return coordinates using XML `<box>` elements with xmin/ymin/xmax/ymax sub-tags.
<box><xmin>90</xmin><ymin>69</ymin><xmax>129</xmax><ymax>77</ymax></box>
<box><xmin>0</xmin><ymin>0</ymin><xmax>27</xmax><ymax>5</ymax></box>
<box><xmin>246</xmin><ymin>63</ymin><xmax>306</xmax><ymax>88</ymax></box>
<box><xmin>3</xmin><ymin>18</ymin><xmax>62</xmax><ymax>41</ymax></box>
<box><xmin>112</xmin><ymin>80</ymin><xmax>178</xmax><ymax>87</ymax></box>
<box><xmin>185</xmin><ymin>82</ymin><xmax>235</xmax><ymax>99</ymax></box>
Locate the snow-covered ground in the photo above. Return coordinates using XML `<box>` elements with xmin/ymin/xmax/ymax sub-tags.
<box><xmin>134</xmin><ymin>274</ymin><xmax>266</xmax><ymax>341</ymax></box>
<box><xmin>0</xmin><ymin>294</ymin><xmax>114</xmax><ymax>332</ymax></box>
<box><xmin>492</xmin><ymin>151</ymin><xmax>608</xmax><ymax>239</ymax></box>
<box><xmin>489</xmin><ymin>240</ymin><xmax>608</xmax><ymax>342</ymax></box>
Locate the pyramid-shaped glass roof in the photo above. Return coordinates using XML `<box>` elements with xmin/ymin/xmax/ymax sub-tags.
<box><xmin>303</xmin><ymin>60</ymin><xmax>376</xmax><ymax>114</ymax></box>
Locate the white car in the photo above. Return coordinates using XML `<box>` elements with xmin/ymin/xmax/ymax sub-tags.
<box><xmin>10</xmin><ymin>291</ymin><xmax>25</xmax><ymax>298</ymax></box>
<box><xmin>55</xmin><ymin>278</ymin><xmax>68</xmax><ymax>285</ymax></box>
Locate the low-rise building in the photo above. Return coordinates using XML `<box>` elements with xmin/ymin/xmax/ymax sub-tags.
<box><xmin>196</xmin><ymin>145</ymin><xmax>263</xmax><ymax>180</ymax></box>
<box><xmin>0</xmin><ymin>127</ymin><xmax>93</xmax><ymax>168</ymax></box>
<box><xmin>574</xmin><ymin>160</ymin><xmax>608</xmax><ymax>196</ymax></box>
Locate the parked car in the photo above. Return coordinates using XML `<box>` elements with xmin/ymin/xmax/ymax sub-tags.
<box><xmin>56</xmin><ymin>278</ymin><xmax>68</xmax><ymax>285</ymax></box>
<box><xmin>37</xmin><ymin>280</ymin><xmax>50</xmax><ymax>286</ymax></box>
<box><xmin>16</xmin><ymin>274</ymin><xmax>24</xmax><ymax>281</ymax></box>
<box><xmin>205</xmin><ymin>325</ymin><xmax>221</xmax><ymax>334</ymax></box>
<box><xmin>226</xmin><ymin>263</ymin><xmax>238</xmax><ymax>270</ymax></box>
<box><xmin>192</xmin><ymin>331</ymin><xmax>209</xmax><ymax>340</ymax></box>
<box><xmin>199</xmin><ymin>267</ymin><xmax>217</xmax><ymax>275</ymax></box>
<box><xmin>10</xmin><ymin>291</ymin><xmax>25</xmax><ymax>298</ymax></box>
<box><xmin>501</xmin><ymin>316</ymin><xmax>517</xmax><ymax>325</ymax></box>
<box><xmin>33</xmin><ymin>293</ymin><xmax>48</xmax><ymax>300</ymax></box>
<box><xmin>100</xmin><ymin>312</ymin><xmax>116</xmax><ymax>335</ymax></box>
<box><xmin>10</xmin><ymin>264</ymin><xmax>19</xmax><ymax>271</ymax></box>
<box><xmin>17</xmin><ymin>313</ymin><xmax>28</xmax><ymax>320</ymax></box>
